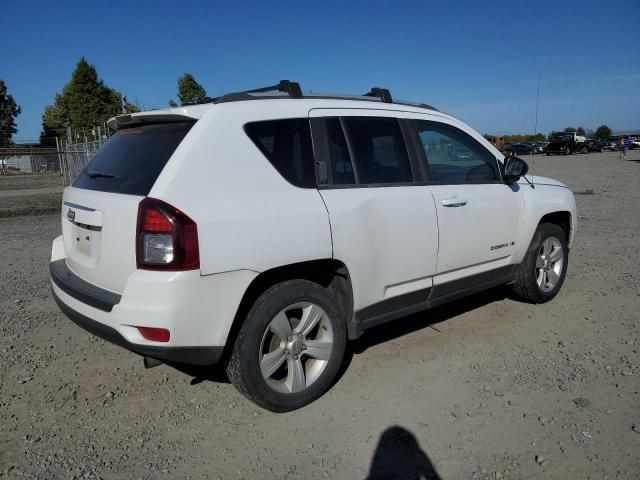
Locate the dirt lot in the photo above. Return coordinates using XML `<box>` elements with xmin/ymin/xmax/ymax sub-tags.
<box><xmin>0</xmin><ymin>173</ymin><xmax>63</xmax><ymax>192</ymax></box>
<box><xmin>0</xmin><ymin>174</ymin><xmax>63</xmax><ymax>218</ymax></box>
<box><xmin>1</xmin><ymin>151</ymin><xmax>639</xmax><ymax>479</ymax></box>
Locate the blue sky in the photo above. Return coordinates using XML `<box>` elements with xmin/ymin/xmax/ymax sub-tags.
<box><xmin>3</xmin><ymin>0</ymin><xmax>639</xmax><ymax>142</ymax></box>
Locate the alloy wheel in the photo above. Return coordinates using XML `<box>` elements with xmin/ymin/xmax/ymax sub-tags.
<box><xmin>259</xmin><ymin>302</ymin><xmax>334</xmax><ymax>394</ymax></box>
<box><xmin>535</xmin><ymin>236</ymin><xmax>564</xmax><ymax>292</ymax></box>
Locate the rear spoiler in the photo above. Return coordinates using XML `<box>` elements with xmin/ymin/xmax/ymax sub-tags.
<box><xmin>107</xmin><ymin>113</ymin><xmax>197</xmax><ymax>132</ymax></box>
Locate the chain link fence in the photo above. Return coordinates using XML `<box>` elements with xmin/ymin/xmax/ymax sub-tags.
<box><xmin>0</xmin><ymin>148</ymin><xmax>62</xmax><ymax>175</ymax></box>
<box><xmin>58</xmin><ymin>139</ymin><xmax>105</xmax><ymax>186</ymax></box>
<box><xmin>3</xmin><ymin>126</ymin><xmax>111</xmax><ymax>186</ymax></box>
<box><xmin>57</xmin><ymin>125</ymin><xmax>111</xmax><ymax>185</ymax></box>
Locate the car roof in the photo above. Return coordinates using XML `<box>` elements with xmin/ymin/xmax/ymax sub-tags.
<box><xmin>108</xmin><ymin>80</ymin><xmax>448</xmax><ymax>130</ymax></box>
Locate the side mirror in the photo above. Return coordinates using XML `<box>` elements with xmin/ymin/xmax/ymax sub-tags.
<box><xmin>503</xmin><ymin>156</ymin><xmax>529</xmax><ymax>183</ymax></box>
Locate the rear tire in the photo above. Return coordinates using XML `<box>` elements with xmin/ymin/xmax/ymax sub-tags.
<box><xmin>512</xmin><ymin>223</ymin><xmax>568</xmax><ymax>303</ymax></box>
<box><xmin>226</xmin><ymin>279</ymin><xmax>347</xmax><ymax>412</ymax></box>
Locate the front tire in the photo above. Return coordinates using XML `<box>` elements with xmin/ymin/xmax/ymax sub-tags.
<box><xmin>512</xmin><ymin>223</ymin><xmax>568</xmax><ymax>303</ymax></box>
<box><xmin>227</xmin><ymin>280</ymin><xmax>347</xmax><ymax>412</ymax></box>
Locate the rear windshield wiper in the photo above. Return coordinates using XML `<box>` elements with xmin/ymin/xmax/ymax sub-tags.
<box><xmin>85</xmin><ymin>170</ymin><xmax>119</xmax><ymax>179</ymax></box>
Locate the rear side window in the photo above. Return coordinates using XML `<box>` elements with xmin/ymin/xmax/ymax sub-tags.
<box><xmin>342</xmin><ymin>117</ymin><xmax>412</xmax><ymax>184</ymax></box>
<box><xmin>245</xmin><ymin>119</ymin><xmax>315</xmax><ymax>188</ymax></box>
<box><xmin>73</xmin><ymin>122</ymin><xmax>195</xmax><ymax>195</ymax></box>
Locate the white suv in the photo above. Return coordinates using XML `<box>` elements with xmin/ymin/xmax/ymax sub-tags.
<box><xmin>50</xmin><ymin>81</ymin><xmax>577</xmax><ymax>412</ymax></box>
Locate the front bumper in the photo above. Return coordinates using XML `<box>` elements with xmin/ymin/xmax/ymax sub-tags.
<box><xmin>52</xmin><ymin>288</ymin><xmax>223</xmax><ymax>365</ymax></box>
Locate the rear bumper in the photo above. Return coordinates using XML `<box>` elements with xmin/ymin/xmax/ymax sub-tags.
<box><xmin>50</xmin><ymin>259</ymin><xmax>121</xmax><ymax>312</ymax></box>
<box><xmin>52</xmin><ymin>288</ymin><xmax>223</xmax><ymax>365</ymax></box>
<box><xmin>49</xmin><ymin>236</ymin><xmax>258</xmax><ymax>367</ymax></box>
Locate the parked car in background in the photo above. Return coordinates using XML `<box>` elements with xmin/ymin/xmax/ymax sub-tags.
<box><xmin>533</xmin><ymin>142</ymin><xmax>546</xmax><ymax>154</ymax></box>
<box><xmin>546</xmin><ymin>132</ymin><xmax>588</xmax><ymax>155</ymax></box>
<box><xmin>630</xmin><ymin>138</ymin><xmax>640</xmax><ymax>150</ymax></box>
<box><xmin>504</xmin><ymin>143</ymin><xmax>535</xmax><ymax>156</ymax></box>
<box><xmin>449</xmin><ymin>147</ymin><xmax>473</xmax><ymax>161</ymax></box>
<box><xmin>587</xmin><ymin>140</ymin><xmax>605</xmax><ymax>152</ymax></box>
<box><xmin>602</xmin><ymin>139</ymin><xmax>617</xmax><ymax>151</ymax></box>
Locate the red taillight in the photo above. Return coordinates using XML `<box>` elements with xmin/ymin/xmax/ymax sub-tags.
<box><xmin>142</xmin><ymin>208</ymin><xmax>173</xmax><ymax>232</ymax></box>
<box><xmin>136</xmin><ymin>198</ymin><xmax>199</xmax><ymax>271</ymax></box>
<box><xmin>137</xmin><ymin>327</ymin><xmax>170</xmax><ymax>342</ymax></box>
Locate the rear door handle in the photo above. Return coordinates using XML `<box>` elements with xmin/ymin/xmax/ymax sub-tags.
<box><xmin>441</xmin><ymin>197</ymin><xmax>468</xmax><ymax>207</ymax></box>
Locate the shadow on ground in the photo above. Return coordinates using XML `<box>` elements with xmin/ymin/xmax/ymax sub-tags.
<box><xmin>352</xmin><ymin>286</ymin><xmax>508</xmax><ymax>353</ymax></box>
<box><xmin>170</xmin><ymin>286</ymin><xmax>509</xmax><ymax>388</ymax></box>
<box><xmin>367</xmin><ymin>426</ymin><xmax>442</xmax><ymax>480</ymax></box>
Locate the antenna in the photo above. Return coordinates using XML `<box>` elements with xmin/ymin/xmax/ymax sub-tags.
<box><xmin>534</xmin><ymin>73</ymin><xmax>541</xmax><ymax>134</ymax></box>
<box><xmin>530</xmin><ymin>73</ymin><xmax>542</xmax><ymax>186</ymax></box>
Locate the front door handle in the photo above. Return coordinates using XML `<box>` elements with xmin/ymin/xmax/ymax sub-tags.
<box><xmin>441</xmin><ymin>197</ymin><xmax>468</xmax><ymax>207</ymax></box>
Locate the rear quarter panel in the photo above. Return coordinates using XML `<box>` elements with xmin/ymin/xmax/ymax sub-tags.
<box><xmin>149</xmin><ymin>103</ymin><xmax>333</xmax><ymax>275</ymax></box>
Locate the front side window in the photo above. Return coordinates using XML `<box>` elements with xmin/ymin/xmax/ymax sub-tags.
<box><xmin>342</xmin><ymin>117</ymin><xmax>413</xmax><ymax>184</ymax></box>
<box><xmin>412</xmin><ymin>120</ymin><xmax>500</xmax><ymax>184</ymax></box>
<box><xmin>245</xmin><ymin>118</ymin><xmax>315</xmax><ymax>188</ymax></box>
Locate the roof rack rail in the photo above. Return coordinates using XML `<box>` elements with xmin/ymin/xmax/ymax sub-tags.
<box><xmin>201</xmin><ymin>81</ymin><xmax>438</xmax><ymax>111</ymax></box>
<box><xmin>364</xmin><ymin>87</ymin><xmax>393</xmax><ymax>103</ymax></box>
<box><xmin>214</xmin><ymin>80</ymin><xmax>303</xmax><ymax>104</ymax></box>
<box><xmin>245</xmin><ymin>80</ymin><xmax>303</xmax><ymax>98</ymax></box>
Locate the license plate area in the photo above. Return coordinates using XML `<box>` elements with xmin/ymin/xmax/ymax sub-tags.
<box><xmin>74</xmin><ymin>226</ymin><xmax>95</xmax><ymax>256</ymax></box>
<box><xmin>63</xmin><ymin>202</ymin><xmax>104</xmax><ymax>267</ymax></box>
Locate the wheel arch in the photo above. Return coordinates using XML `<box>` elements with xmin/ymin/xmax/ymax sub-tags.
<box><xmin>539</xmin><ymin>211</ymin><xmax>572</xmax><ymax>244</ymax></box>
<box><xmin>223</xmin><ymin>259</ymin><xmax>354</xmax><ymax>358</ymax></box>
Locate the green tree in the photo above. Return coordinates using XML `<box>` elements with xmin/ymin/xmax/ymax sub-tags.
<box><xmin>39</xmin><ymin>94</ymin><xmax>67</xmax><ymax>146</ymax></box>
<box><xmin>177</xmin><ymin>73</ymin><xmax>207</xmax><ymax>105</ymax></box>
<box><xmin>168</xmin><ymin>99</ymin><xmax>178</xmax><ymax>107</ymax></box>
<box><xmin>0</xmin><ymin>80</ymin><xmax>22</xmax><ymax>147</ymax></box>
<box><xmin>576</xmin><ymin>126</ymin><xmax>586</xmax><ymax>136</ymax></box>
<box><xmin>563</xmin><ymin>127</ymin><xmax>577</xmax><ymax>133</ymax></box>
<box><xmin>41</xmin><ymin>57</ymin><xmax>137</xmax><ymax>145</ymax></box>
<box><xmin>63</xmin><ymin>58</ymin><xmax>122</xmax><ymax>130</ymax></box>
<box><xmin>594</xmin><ymin>125</ymin><xmax>612</xmax><ymax>139</ymax></box>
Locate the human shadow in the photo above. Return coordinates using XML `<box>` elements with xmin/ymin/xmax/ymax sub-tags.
<box><xmin>367</xmin><ymin>426</ymin><xmax>442</xmax><ymax>480</ymax></box>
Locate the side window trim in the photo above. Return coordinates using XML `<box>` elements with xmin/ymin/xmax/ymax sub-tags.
<box><xmin>399</xmin><ymin>118</ymin><xmax>430</xmax><ymax>183</ymax></box>
<box><xmin>408</xmin><ymin>119</ymin><xmax>503</xmax><ymax>185</ymax></box>
<box><xmin>338</xmin><ymin>117</ymin><xmax>361</xmax><ymax>184</ymax></box>
<box><xmin>309</xmin><ymin>117</ymin><xmax>330</xmax><ymax>185</ymax></box>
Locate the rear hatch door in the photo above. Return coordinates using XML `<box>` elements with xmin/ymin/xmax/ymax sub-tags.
<box><xmin>62</xmin><ymin>120</ymin><xmax>195</xmax><ymax>294</ymax></box>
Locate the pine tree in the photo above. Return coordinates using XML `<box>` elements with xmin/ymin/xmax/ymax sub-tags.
<box><xmin>0</xmin><ymin>80</ymin><xmax>22</xmax><ymax>147</ymax></box>
<box><xmin>177</xmin><ymin>73</ymin><xmax>207</xmax><ymax>105</ymax></box>
<box><xmin>40</xmin><ymin>57</ymin><xmax>137</xmax><ymax>145</ymax></box>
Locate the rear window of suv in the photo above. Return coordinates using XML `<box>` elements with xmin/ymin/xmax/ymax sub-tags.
<box><xmin>73</xmin><ymin>121</ymin><xmax>195</xmax><ymax>195</ymax></box>
<box><xmin>244</xmin><ymin>118</ymin><xmax>316</xmax><ymax>188</ymax></box>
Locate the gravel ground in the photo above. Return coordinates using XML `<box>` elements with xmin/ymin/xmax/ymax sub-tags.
<box><xmin>1</xmin><ymin>151</ymin><xmax>639</xmax><ymax>479</ymax></box>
